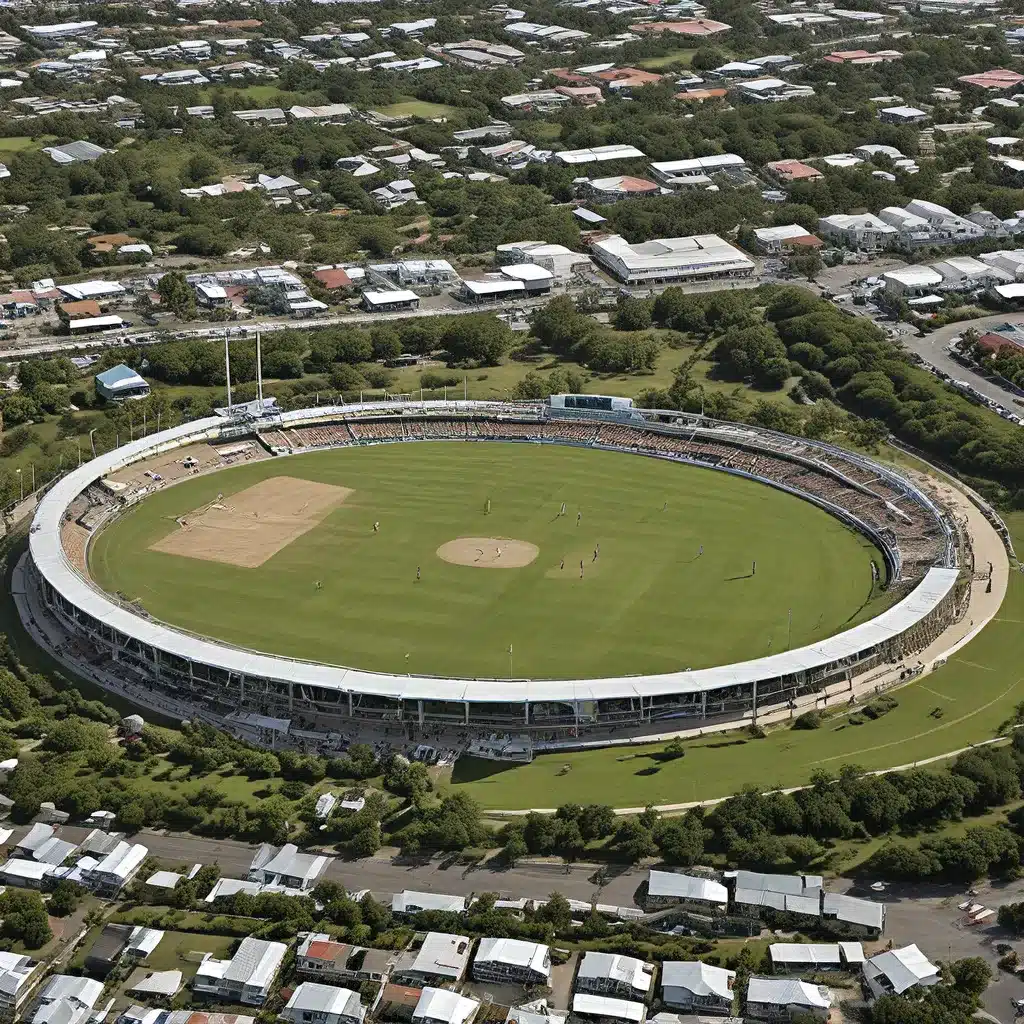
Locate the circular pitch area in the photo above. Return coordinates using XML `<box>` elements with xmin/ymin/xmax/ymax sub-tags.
<box><xmin>88</xmin><ymin>442</ymin><xmax>886</xmax><ymax>680</ymax></box>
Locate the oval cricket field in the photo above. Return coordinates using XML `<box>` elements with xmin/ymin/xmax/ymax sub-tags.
<box><xmin>87</xmin><ymin>442</ymin><xmax>886</xmax><ymax>680</ymax></box>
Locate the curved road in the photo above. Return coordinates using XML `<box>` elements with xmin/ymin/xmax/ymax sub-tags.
<box><xmin>901</xmin><ymin>312</ymin><xmax>1024</xmax><ymax>408</ymax></box>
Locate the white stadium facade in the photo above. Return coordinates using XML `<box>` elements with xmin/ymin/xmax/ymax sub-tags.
<box><xmin>22</xmin><ymin>397</ymin><xmax>971</xmax><ymax>754</ymax></box>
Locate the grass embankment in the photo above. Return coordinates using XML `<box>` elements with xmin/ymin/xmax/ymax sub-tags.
<box><xmin>450</xmin><ymin>515</ymin><xmax>1024</xmax><ymax>809</ymax></box>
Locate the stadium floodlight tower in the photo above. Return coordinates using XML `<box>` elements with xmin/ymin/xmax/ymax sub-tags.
<box><xmin>224</xmin><ymin>329</ymin><xmax>233</xmax><ymax>412</ymax></box>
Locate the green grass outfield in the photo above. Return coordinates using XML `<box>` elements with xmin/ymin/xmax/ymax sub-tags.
<box><xmin>88</xmin><ymin>442</ymin><xmax>882</xmax><ymax>680</ymax></box>
<box><xmin>450</xmin><ymin>514</ymin><xmax>1024</xmax><ymax>809</ymax></box>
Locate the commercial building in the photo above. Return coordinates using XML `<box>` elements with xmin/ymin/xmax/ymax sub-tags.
<box><xmin>472</xmin><ymin>939</ymin><xmax>551</xmax><ymax>987</ymax></box>
<box><xmin>94</xmin><ymin>366</ymin><xmax>150</xmax><ymax>404</ymax></box>
<box><xmin>650</xmin><ymin>154</ymin><xmax>745</xmax><ymax>187</ymax></box>
<box><xmin>44</xmin><ymin>140</ymin><xmax>108</xmax><ymax>164</ymax></box>
<box><xmin>733</xmin><ymin>78</ymin><xmax>815</xmax><ymax>103</ymax></box>
<box><xmin>248</xmin><ymin>843</ymin><xmax>330</xmax><ymax>890</ymax></box>
<box><xmin>500</xmin><ymin>264</ymin><xmax>553</xmax><ymax>296</ymax></box>
<box><xmin>661</xmin><ymin>961</ymin><xmax>735</xmax><ymax>1015</ymax></box>
<box><xmin>817</xmin><ymin>213</ymin><xmax>899</xmax><ymax>250</ymax></box>
<box><xmin>584</xmin><ymin>176</ymin><xmax>662</xmax><ymax>201</ymax></box>
<box><xmin>590</xmin><ymin>234</ymin><xmax>755</xmax><ymax>286</ymax></box>
<box><xmin>646</xmin><ymin>870</ymin><xmax>729</xmax><ymax>912</ymax></box>
<box><xmin>361</xmin><ymin>291</ymin><xmax>419</xmax><ymax>313</ymax></box>
<box><xmin>862</xmin><ymin>945</ymin><xmax>939</xmax><ymax>1000</ymax></box>
<box><xmin>752</xmin><ymin>225</ymin><xmax>822</xmax><ymax>253</ymax></box>
<box><xmin>392</xmin><ymin>933</ymin><xmax>471</xmax><ymax>987</ymax></box>
<box><xmin>958</xmin><ymin>68</ymin><xmax>1024</xmax><ymax>90</ymax></box>
<box><xmin>459</xmin><ymin>278</ymin><xmax>527</xmax><ymax>304</ymax></box>
<box><xmin>744</xmin><ymin>978</ymin><xmax>831</xmax><ymax>1021</ymax></box>
<box><xmin>554</xmin><ymin>145</ymin><xmax>646</xmax><ymax>166</ymax></box>
<box><xmin>192</xmin><ymin>937</ymin><xmax>288</xmax><ymax>1005</ymax></box>
<box><xmin>576</xmin><ymin>952</ymin><xmax>653</xmax><ymax>1000</ymax></box>
<box><xmin>281</xmin><ymin>984</ymin><xmax>365</xmax><ymax>1024</ymax></box>
<box><xmin>495</xmin><ymin>241</ymin><xmax>592</xmax><ymax>280</ymax></box>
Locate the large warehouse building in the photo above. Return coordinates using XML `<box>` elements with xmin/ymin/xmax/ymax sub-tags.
<box><xmin>590</xmin><ymin>234</ymin><xmax>755</xmax><ymax>285</ymax></box>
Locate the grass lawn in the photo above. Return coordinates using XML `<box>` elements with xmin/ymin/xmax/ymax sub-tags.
<box><xmin>637</xmin><ymin>49</ymin><xmax>698</xmax><ymax>69</ymax></box>
<box><xmin>449</xmin><ymin>515</ymin><xmax>1024</xmax><ymax>808</ymax></box>
<box><xmin>88</xmin><ymin>443</ymin><xmax>882</xmax><ymax>680</ymax></box>
<box><xmin>374</xmin><ymin>100</ymin><xmax>459</xmax><ymax>120</ymax></box>
<box><xmin>0</xmin><ymin>135</ymin><xmax>56</xmax><ymax>153</ymax></box>
<box><xmin>143</xmin><ymin>930</ymin><xmax>236</xmax><ymax>975</ymax></box>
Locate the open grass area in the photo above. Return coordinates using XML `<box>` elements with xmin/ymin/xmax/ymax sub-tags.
<box><xmin>0</xmin><ymin>135</ymin><xmax>56</xmax><ymax>153</ymax></box>
<box><xmin>450</xmin><ymin>515</ymin><xmax>1024</xmax><ymax>808</ymax></box>
<box><xmin>88</xmin><ymin>442</ymin><xmax>881</xmax><ymax>680</ymax></box>
<box><xmin>637</xmin><ymin>49</ymin><xmax>698</xmax><ymax>69</ymax></box>
<box><xmin>374</xmin><ymin>100</ymin><xmax>460</xmax><ymax>120</ymax></box>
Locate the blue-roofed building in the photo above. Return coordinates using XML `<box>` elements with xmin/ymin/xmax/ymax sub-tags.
<box><xmin>95</xmin><ymin>364</ymin><xmax>149</xmax><ymax>402</ymax></box>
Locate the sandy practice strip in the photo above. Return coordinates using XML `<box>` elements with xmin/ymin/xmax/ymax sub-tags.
<box><xmin>437</xmin><ymin>537</ymin><xmax>539</xmax><ymax>569</ymax></box>
<box><xmin>150</xmin><ymin>476</ymin><xmax>351</xmax><ymax>568</ymax></box>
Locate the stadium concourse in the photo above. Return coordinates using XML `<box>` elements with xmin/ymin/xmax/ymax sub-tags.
<box><xmin>15</xmin><ymin>396</ymin><xmax>1005</xmax><ymax>768</ymax></box>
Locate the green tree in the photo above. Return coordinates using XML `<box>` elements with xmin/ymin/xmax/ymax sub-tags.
<box><xmin>157</xmin><ymin>271</ymin><xmax>197</xmax><ymax>320</ymax></box>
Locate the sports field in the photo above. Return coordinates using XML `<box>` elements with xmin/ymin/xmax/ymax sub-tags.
<box><xmin>451</xmin><ymin>513</ymin><xmax>1024</xmax><ymax>809</ymax></box>
<box><xmin>88</xmin><ymin>443</ymin><xmax>883</xmax><ymax>680</ymax></box>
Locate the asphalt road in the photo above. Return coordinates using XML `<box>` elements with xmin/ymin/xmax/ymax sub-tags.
<box><xmin>13</xmin><ymin>824</ymin><xmax>1024</xmax><ymax>1020</ymax></box>
<box><xmin>900</xmin><ymin>312</ymin><xmax>1024</xmax><ymax>409</ymax></box>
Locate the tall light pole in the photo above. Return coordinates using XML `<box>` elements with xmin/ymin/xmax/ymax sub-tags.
<box><xmin>15</xmin><ymin>468</ymin><xmax>22</xmax><ymax>503</ymax></box>
<box><xmin>89</xmin><ymin>428</ymin><xmax>97</xmax><ymax>459</ymax></box>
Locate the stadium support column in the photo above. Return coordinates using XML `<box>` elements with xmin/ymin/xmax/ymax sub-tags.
<box><xmin>417</xmin><ymin>700</ymin><xmax>424</xmax><ymax>726</ymax></box>
<box><xmin>256</xmin><ymin>330</ymin><xmax>264</xmax><ymax>407</ymax></box>
<box><xmin>751</xmin><ymin>681</ymin><xmax>758</xmax><ymax>724</ymax></box>
<box><xmin>239</xmin><ymin>673</ymin><xmax>245</xmax><ymax>706</ymax></box>
<box><xmin>224</xmin><ymin>330</ymin><xmax>232</xmax><ymax>411</ymax></box>
<box><xmin>288</xmin><ymin>682</ymin><xmax>293</xmax><ymax>713</ymax></box>
<box><xmin>700</xmin><ymin>691</ymin><xmax>706</xmax><ymax>720</ymax></box>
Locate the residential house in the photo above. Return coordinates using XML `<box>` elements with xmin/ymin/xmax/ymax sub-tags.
<box><xmin>570</xmin><ymin>995</ymin><xmax>645</xmax><ymax>1024</ymax></box>
<box><xmin>744</xmin><ymin>978</ymin><xmax>831</xmax><ymax>1021</ymax></box>
<box><xmin>27</xmin><ymin>976</ymin><xmax>104</xmax><ymax>1024</ymax></box>
<box><xmin>248</xmin><ymin>844</ymin><xmax>331</xmax><ymax>891</ymax></box>
<box><xmin>645</xmin><ymin>870</ymin><xmax>729</xmax><ymax>913</ymax></box>
<box><xmin>412</xmin><ymin>989</ymin><xmax>478</xmax><ymax>1024</ymax></box>
<box><xmin>878</xmin><ymin>105</ymin><xmax>928</xmax><ymax>124</ymax></box>
<box><xmin>84</xmin><ymin>924</ymin><xmax>133</xmax><ymax>978</ymax></box>
<box><xmin>392</xmin><ymin>933</ymin><xmax>471</xmax><ymax>987</ymax></box>
<box><xmin>765</xmin><ymin>160</ymin><xmax>822</xmax><ymax>183</ymax></box>
<box><xmin>880</xmin><ymin>200</ymin><xmax>987</xmax><ymax>244</ymax></box>
<box><xmin>660</xmin><ymin>961</ymin><xmax>734</xmax><ymax>1015</ymax></box>
<box><xmin>392</xmin><ymin>891</ymin><xmax>467</xmax><ymax>915</ymax></box>
<box><xmin>296</xmin><ymin>935</ymin><xmax>395</xmax><ymax>985</ymax></box>
<box><xmin>0</xmin><ymin>951</ymin><xmax>41</xmax><ymax>1020</ymax></box>
<box><xmin>824</xmin><ymin>49</ymin><xmax>902</xmax><ymax>64</ymax></box>
<box><xmin>768</xmin><ymin>944</ymin><xmax>842</xmax><ymax>974</ymax></box>
<box><xmin>958</xmin><ymin>68</ymin><xmax>1024</xmax><ymax>90</ymax></box>
<box><xmin>281</xmin><ymin>983</ymin><xmax>365</xmax><ymax>1024</ymax></box>
<box><xmin>554</xmin><ymin>144</ymin><xmax>646</xmax><ymax>166</ymax></box>
<box><xmin>629</xmin><ymin>19</ymin><xmax>731</xmax><ymax>35</ymax></box>
<box><xmin>192</xmin><ymin>937</ymin><xmax>288</xmax><ymax>1005</ymax></box>
<box><xmin>370</xmin><ymin>181</ymin><xmax>418</xmax><ymax>210</ymax></box>
<box><xmin>575</xmin><ymin>952</ymin><xmax>653</xmax><ymax>1001</ymax></box>
<box><xmin>862</xmin><ymin>946</ymin><xmax>939</xmax><ymax>1001</ymax></box>
<box><xmin>472</xmin><ymin>939</ymin><xmax>550</xmax><ymax>987</ymax></box>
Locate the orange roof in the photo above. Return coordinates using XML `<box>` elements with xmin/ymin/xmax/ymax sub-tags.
<box><xmin>61</xmin><ymin>299</ymin><xmax>102</xmax><ymax>319</ymax></box>
<box><xmin>304</xmin><ymin>939</ymin><xmax>346</xmax><ymax>960</ymax></box>
<box><xmin>313</xmin><ymin>268</ymin><xmax>353</xmax><ymax>290</ymax></box>
<box><xmin>766</xmin><ymin>159</ymin><xmax>823</xmax><ymax>181</ymax></box>
<box><xmin>596</xmin><ymin>67</ymin><xmax>663</xmax><ymax>84</ymax></box>
<box><xmin>596</xmin><ymin>176</ymin><xmax>659</xmax><ymax>193</ymax></box>
<box><xmin>675</xmin><ymin>87</ymin><xmax>728</xmax><ymax>101</ymax></box>
<box><xmin>630</xmin><ymin>18</ymin><xmax>731</xmax><ymax>35</ymax></box>
<box><xmin>958</xmin><ymin>68</ymin><xmax>1024</xmax><ymax>89</ymax></box>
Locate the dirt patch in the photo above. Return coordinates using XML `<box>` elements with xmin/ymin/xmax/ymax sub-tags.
<box><xmin>437</xmin><ymin>537</ymin><xmax>539</xmax><ymax>569</ymax></box>
<box><xmin>149</xmin><ymin>476</ymin><xmax>351</xmax><ymax>568</ymax></box>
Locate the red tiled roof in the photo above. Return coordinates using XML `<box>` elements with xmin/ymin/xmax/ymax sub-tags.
<box><xmin>675</xmin><ymin>88</ymin><xmax>728</xmax><ymax>101</ymax></box>
<box><xmin>313</xmin><ymin>268</ymin><xmax>353</xmax><ymax>290</ymax></box>
<box><xmin>305</xmin><ymin>939</ymin><xmax>345</xmax><ymax>960</ymax></box>
<box><xmin>766</xmin><ymin>159</ymin><xmax>823</xmax><ymax>181</ymax></box>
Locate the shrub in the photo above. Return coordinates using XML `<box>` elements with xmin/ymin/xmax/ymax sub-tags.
<box><xmin>793</xmin><ymin>710</ymin><xmax>823</xmax><ymax>730</ymax></box>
